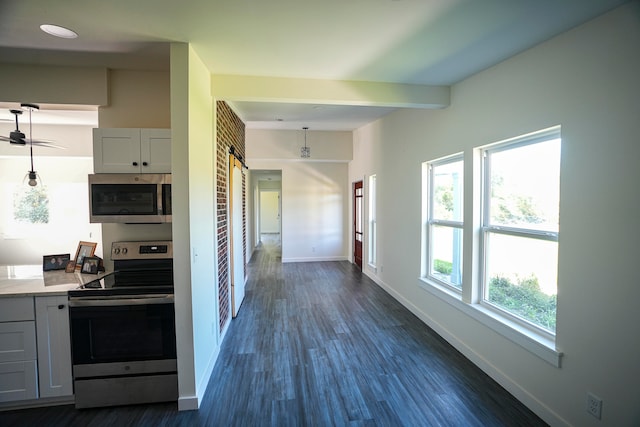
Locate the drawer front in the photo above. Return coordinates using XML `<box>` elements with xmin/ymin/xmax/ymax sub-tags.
<box><xmin>0</xmin><ymin>321</ymin><xmax>37</xmax><ymax>363</ymax></box>
<box><xmin>0</xmin><ymin>360</ymin><xmax>38</xmax><ymax>402</ymax></box>
<box><xmin>0</xmin><ymin>297</ymin><xmax>34</xmax><ymax>322</ymax></box>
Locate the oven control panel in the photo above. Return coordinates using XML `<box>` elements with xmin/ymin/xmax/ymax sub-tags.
<box><xmin>111</xmin><ymin>240</ymin><xmax>173</xmax><ymax>260</ymax></box>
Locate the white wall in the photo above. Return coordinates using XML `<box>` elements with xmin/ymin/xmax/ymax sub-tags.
<box><xmin>171</xmin><ymin>43</ymin><xmax>220</xmax><ymax>410</ymax></box>
<box><xmin>0</xmin><ymin>121</ymin><xmax>102</xmax><ymax>265</ymax></box>
<box><xmin>247</xmin><ymin>129</ymin><xmax>351</xmax><ymax>262</ymax></box>
<box><xmin>350</xmin><ymin>4</ymin><xmax>640</xmax><ymax>426</ymax></box>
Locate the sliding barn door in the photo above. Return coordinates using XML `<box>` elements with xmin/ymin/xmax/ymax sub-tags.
<box><xmin>229</xmin><ymin>154</ymin><xmax>245</xmax><ymax>317</ymax></box>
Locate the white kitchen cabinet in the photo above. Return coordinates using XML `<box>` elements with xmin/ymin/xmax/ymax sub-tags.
<box><xmin>93</xmin><ymin>128</ymin><xmax>171</xmax><ymax>173</ymax></box>
<box><xmin>0</xmin><ymin>360</ymin><xmax>38</xmax><ymax>402</ymax></box>
<box><xmin>0</xmin><ymin>297</ymin><xmax>38</xmax><ymax>403</ymax></box>
<box><xmin>35</xmin><ymin>296</ymin><xmax>73</xmax><ymax>398</ymax></box>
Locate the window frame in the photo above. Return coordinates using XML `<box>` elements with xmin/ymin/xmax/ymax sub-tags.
<box><xmin>480</xmin><ymin>128</ymin><xmax>561</xmax><ymax>340</ymax></box>
<box><xmin>367</xmin><ymin>174</ymin><xmax>377</xmax><ymax>270</ymax></box>
<box><xmin>423</xmin><ymin>153</ymin><xmax>464</xmax><ymax>292</ymax></box>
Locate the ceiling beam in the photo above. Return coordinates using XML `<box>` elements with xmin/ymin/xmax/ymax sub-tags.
<box><xmin>211</xmin><ymin>74</ymin><xmax>449</xmax><ymax>109</ymax></box>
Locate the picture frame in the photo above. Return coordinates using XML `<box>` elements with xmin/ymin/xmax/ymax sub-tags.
<box><xmin>65</xmin><ymin>261</ymin><xmax>76</xmax><ymax>273</ymax></box>
<box><xmin>80</xmin><ymin>256</ymin><xmax>101</xmax><ymax>274</ymax></box>
<box><xmin>74</xmin><ymin>241</ymin><xmax>97</xmax><ymax>271</ymax></box>
<box><xmin>43</xmin><ymin>254</ymin><xmax>71</xmax><ymax>271</ymax></box>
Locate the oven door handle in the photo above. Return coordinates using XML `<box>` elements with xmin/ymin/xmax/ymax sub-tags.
<box><xmin>68</xmin><ymin>294</ymin><xmax>174</xmax><ymax>307</ymax></box>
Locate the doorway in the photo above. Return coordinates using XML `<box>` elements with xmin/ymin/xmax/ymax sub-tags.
<box><xmin>353</xmin><ymin>180</ymin><xmax>363</xmax><ymax>270</ymax></box>
<box><xmin>252</xmin><ymin>170</ymin><xmax>282</xmax><ymax>251</ymax></box>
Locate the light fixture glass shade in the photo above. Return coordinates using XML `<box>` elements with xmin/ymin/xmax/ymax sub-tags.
<box><xmin>25</xmin><ymin>171</ymin><xmax>40</xmax><ymax>187</ymax></box>
<box><xmin>28</xmin><ymin>172</ymin><xmax>38</xmax><ymax>187</ymax></box>
<box><xmin>300</xmin><ymin>127</ymin><xmax>310</xmax><ymax>158</ymax></box>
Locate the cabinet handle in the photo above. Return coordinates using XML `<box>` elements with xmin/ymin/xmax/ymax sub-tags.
<box><xmin>132</xmin><ymin>161</ymin><xmax>138</xmax><ymax>166</ymax></box>
<box><xmin>142</xmin><ymin>161</ymin><xmax>148</xmax><ymax>166</ymax></box>
<box><xmin>58</xmin><ymin>304</ymin><xmax>65</xmax><ymax>309</ymax></box>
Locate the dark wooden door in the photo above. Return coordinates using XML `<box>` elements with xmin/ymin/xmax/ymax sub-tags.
<box><xmin>353</xmin><ymin>180</ymin><xmax>363</xmax><ymax>270</ymax></box>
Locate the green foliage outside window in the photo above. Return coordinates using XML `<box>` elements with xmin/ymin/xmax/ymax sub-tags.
<box><xmin>433</xmin><ymin>259</ymin><xmax>452</xmax><ymax>275</ymax></box>
<box><xmin>14</xmin><ymin>186</ymin><xmax>49</xmax><ymax>224</ymax></box>
<box><xmin>488</xmin><ymin>275</ymin><xmax>556</xmax><ymax>332</ymax></box>
<box><xmin>434</xmin><ymin>259</ymin><xmax>556</xmax><ymax>332</ymax></box>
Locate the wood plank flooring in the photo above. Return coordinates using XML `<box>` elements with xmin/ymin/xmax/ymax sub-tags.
<box><xmin>0</xmin><ymin>235</ymin><xmax>547</xmax><ymax>426</ymax></box>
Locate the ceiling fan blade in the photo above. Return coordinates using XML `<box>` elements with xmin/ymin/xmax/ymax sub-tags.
<box><xmin>1</xmin><ymin>135</ymin><xmax>64</xmax><ymax>149</ymax></box>
<box><xmin>32</xmin><ymin>141</ymin><xmax>66</xmax><ymax>150</ymax></box>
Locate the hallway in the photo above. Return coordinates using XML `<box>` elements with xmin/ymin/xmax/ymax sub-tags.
<box><xmin>0</xmin><ymin>237</ymin><xmax>547</xmax><ymax>426</ymax></box>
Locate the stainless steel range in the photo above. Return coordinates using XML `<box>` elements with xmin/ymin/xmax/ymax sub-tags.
<box><xmin>68</xmin><ymin>240</ymin><xmax>177</xmax><ymax>409</ymax></box>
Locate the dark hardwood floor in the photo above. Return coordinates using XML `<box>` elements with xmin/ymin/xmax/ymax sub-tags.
<box><xmin>0</xmin><ymin>234</ymin><xmax>547</xmax><ymax>426</ymax></box>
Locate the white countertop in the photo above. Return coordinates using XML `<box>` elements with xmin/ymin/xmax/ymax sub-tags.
<box><xmin>0</xmin><ymin>265</ymin><xmax>109</xmax><ymax>297</ymax></box>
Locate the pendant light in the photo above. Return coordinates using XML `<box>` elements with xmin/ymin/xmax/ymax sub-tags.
<box><xmin>300</xmin><ymin>127</ymin><xmax>310</xmax><ymax>158</ymax></box>
<box><xmin>22</xmin><ymin>103</ymin><xmax>41</xmax><ymax>187</ymax></box>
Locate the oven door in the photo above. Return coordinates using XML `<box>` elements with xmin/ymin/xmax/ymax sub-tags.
<box><xmin>69</xmin><ymin>295</ymin><xmax>176</xmax><ymax>366</ymax></box>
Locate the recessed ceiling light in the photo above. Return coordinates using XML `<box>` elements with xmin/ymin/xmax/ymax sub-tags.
<box><xmin>40</xmin><ymin>24</ymin><xmax>78</xmax><ymax>39</ymax></box>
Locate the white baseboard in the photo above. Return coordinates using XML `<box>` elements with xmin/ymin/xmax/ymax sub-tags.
<box><xmin>178</xmin><ymin>395</ymin><xmax>199</xmax><ymax>411</ymax></box>
<box><xmin>282</xmin><ymin>256</ymin><xmax>348</xmax><ymax>263</ymax></box>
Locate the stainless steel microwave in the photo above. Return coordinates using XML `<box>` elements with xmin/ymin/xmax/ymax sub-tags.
<box><xmin>88</xmin><ymin>174</ymin><xmax>171</xmax><ymax>223</ymax></box>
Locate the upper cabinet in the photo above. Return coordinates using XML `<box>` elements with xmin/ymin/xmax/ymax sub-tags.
<box><xmin>93</xmin><ymin>128</ymin><xmax>171</xmax><ymax>173</ymax></box>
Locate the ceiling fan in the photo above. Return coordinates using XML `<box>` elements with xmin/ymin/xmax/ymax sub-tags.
<box><xmin>0</xmin><ymin>103</ymin><xmax>62</xmax><ymax>187</ymax></box>
<box><xmin>0</xmin><ymin>103</ymin><xmax>61</xmax><ymax>149</ymax></box>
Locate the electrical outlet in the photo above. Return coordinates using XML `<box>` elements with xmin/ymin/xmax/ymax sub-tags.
<box><xmin>586</xmin><ymin>392</ymin><xmax>602</xmax><ymax>420</ymax></box>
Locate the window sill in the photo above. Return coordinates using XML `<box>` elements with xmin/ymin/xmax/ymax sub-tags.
<box><xmin>418</xmin><ymin>278</ymin><xmax>562</xmax><ymax>367</ymax></box>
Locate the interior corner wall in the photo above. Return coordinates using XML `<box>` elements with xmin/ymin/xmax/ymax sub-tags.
<box><xmin>350</xmin><ymin>4</ymin><xmax>640</xmax><ymax>426</ymax></box>
<box><xmin>170</xmin><ymin>42</ymin><xmax>197</xmax><ymax>411</ymax></box>
<box><xmin>98</xmin><ymin>69</ymin><xmax>171</xmax><ymax>128</ymax></box>
<box><xmin>170</xmin><ymin>42</ymin><xmax>219</xmax><ymax>411</ymax></box>
<box><xmin>185</xmin><ymin>45</ymin><xmax>219</xmax><ymax>407</ymax></box>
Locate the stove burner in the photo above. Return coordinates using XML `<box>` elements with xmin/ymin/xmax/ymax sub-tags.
<box><xmin>70</xmin><ymin>240</ymin><xmax>174</xmax><ymax>298</ymax></box>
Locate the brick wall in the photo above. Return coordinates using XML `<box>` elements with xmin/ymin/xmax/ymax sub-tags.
<box><xmin>216</xmin><ymin>101</ymin><xmax>246</xmax><ymax>332</ymax></box>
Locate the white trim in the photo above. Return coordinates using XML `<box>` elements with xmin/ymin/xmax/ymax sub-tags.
<box><xmin>282</xmin><ymin>256</ymin><xmax>348</xmax><ymax>263</ymax></box>
<box><xmin>178</xmin><ymin>395</ymin><xmax>199</xmax><ymax>411</ymax></box>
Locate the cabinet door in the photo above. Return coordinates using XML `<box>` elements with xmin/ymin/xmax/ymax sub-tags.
<box><xmin>93</xmin><ymin>128</ymin><xmax>142</xmax><ymax>173</ymax></box>
<box><xmin>35</xmin><ymin>296</ymin><xmax>73</xmax><ymax>398</ymax></box>
<box><xmin>0</xmin><ymin>360</ymin><xmax>38</xmax><ymax>402</ymax></box>
<box><xmin>0</xmin><ymin>321</ymin><xmax>36</xmax><ymax>363</ymax></box>
<box><xmin>140</xmin><ymin>129</ymin><xmax>171</xmax><ymax>173</ymax></box>
<box><xmin>0</xmin><ymin>320</ymin><xmax>37</xmax><ymax>403</ymax></box>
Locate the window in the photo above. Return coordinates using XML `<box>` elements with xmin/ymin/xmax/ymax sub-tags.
<box><xmin>424</xmin><ymin>155</ymin><xmax>463</xmax><ymax>290</ymax></box>
<box><xmin>368</xmin><ymin>174</ymin><xmax>377</xmax><ymax>268</ymax></box>
<box><xmin>13</xmin><ymin>186</ymin><xmax>49</xmax><ymax>224</ymax></box>
<box><xmin>0</xmin><ymin>156</ymin><xmax>102</xmax><ymax>263</ymax></box>
<box><xmin>481</xmin><ymin>128</ymin><xmax>561</xmax><ymax>335</ymax></box>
